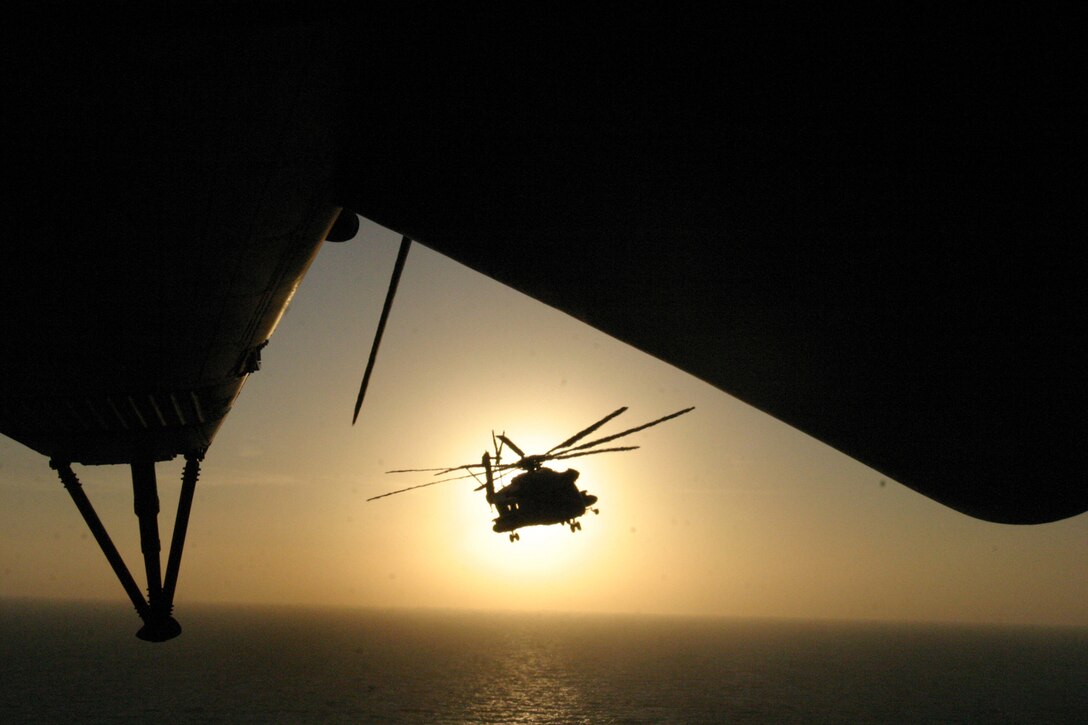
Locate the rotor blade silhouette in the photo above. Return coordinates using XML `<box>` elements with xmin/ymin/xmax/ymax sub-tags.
<box><xmin>385</xmin><ymin>464</ymin><xmax>480</xmax><ymax>474</ymax></box>
<box><xmin>381</xmin><ymin>407</ymin><xmax>691</xmax><ymax>499</ymax></box>
<box><xmin>549</xmin><ymin>445</ymin><xmax>640</xmax><ymax>461</ymax></box>
<box><xmin>372</xmin><ymin>459</ymin><xmax>525</xmax><ymax>499</ymax></box>
<box><xmin>475</xmin><ymin>469</ymin><xmax>517</xmax><ymax>491</ymax></box>
<box><xmin>563</xmin><ymin>407</ymin><xmax>695</xmax><ymax>453</ymax></box>
<box><xmin>547</xmin><ymin>406</ymin><xmax>628</xmax><ymax>454</ymax></box>
<box><xmin>387</xmin><ymin>460</ymin><xmax>523</xmax><ymax>476</ymax></box>
<box><xmin>352</xmin><ymin>236</ymin><xmax>412</xmax><ymax>425</ymax></box>
<box><xmin>474</xmin><ymin>452</ymin><xmax>517</xmax><ymax>491</ymax></box>
<box><xmin>497</xmin><ymin>435</ymin><xmax>525</xmax><ymax>458</ymax></box>
<box><xmin>367</xmin><ymin>469</ymin><xmax>488</xmax><ymax>501</ymax></box>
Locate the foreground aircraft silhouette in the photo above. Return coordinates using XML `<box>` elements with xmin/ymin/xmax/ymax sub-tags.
<box><xmin>1</xmin><ymin>8</ymin><xmax>1084</xmax><ymax>639</ymax></box>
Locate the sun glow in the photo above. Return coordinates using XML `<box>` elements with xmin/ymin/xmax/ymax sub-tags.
<box><xmin>456</xmin><ymin>431</ymin><xmax>599</xmax><ymax>541</ymax></box>
<box><xmin>463</xmin><ymin>513</ymin><xmax>597</xmax><ymax>577</ymax></box>
<box><xmin>410</xmin><ymin>423</ymin><xmax>624</xmax><ymax>605</ymax></box>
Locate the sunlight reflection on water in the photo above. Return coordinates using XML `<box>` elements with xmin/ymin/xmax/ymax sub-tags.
<box><xmin>2</xmin><ymin>602</ymin><xmax>1085</xmax><ymax>724</ymax></box>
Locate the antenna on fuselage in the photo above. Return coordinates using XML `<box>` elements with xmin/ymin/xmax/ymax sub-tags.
<box><xmin>352</xmin><ymin>235</ymin><xmax>412</xmax><ymax>424</ymax></box>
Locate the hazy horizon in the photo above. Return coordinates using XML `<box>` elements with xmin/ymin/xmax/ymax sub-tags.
<box><xmin>5</xmin><ymin>595</ymin><xmax>1088</xmax><ymax>633</ymax></box>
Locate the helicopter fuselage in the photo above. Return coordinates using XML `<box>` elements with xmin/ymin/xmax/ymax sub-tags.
<box><xmin>489</xmin><ymin>468</ymin><xmax>598</xmax><ymax>534</ymax></box>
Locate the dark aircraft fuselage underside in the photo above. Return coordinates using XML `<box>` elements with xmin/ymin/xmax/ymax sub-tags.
<box><xmin>2</xmin><ymin>8</ymin><xmax>1084</xmax><ymax>523</ymax></box>
<box><xmin>2</xmin><ymin>16</ymin><xmax>337</xmax><ymax>464</ymax></box>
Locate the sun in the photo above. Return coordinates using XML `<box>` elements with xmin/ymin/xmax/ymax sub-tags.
<box><xmin>408</xmin><ymin>426</ymin><xmax>601</xmax><ymax>575</ymax></box>
<box><xmin>382</xmin><ymin>405</ymin><xmax>688</xmax><ymax>610</ymax></box>
<box><xmin>357</xmin><ymin>401</ymin><xmax>697</xmax><ymax>615</ymax></box>
<box><xmin>464</xmin><ymin>515</ymin><xmax>597</xmax><ymax>577</ymax></box>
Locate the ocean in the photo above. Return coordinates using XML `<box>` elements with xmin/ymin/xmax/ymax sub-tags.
<box><xmin>1</xmin><ymin>600</ymin><xmax>1085</xmax><ymax>724</ymax></box>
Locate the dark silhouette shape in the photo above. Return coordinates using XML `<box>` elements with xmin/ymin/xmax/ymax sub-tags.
<box><xmin>325</xmin><ymin>211</ymin><xmax>360</xmax><ymax>243</ymax></box>
<box><xmin>353</xmin><ymin>236</ymin><xmax>412</xmax><ymax>424</ymax></box>
<box><xmin>50</xmin><ymin>454</ymin><xmax>202</xmax><ymax>642</ymax></box>
<box><xmin>486</xmin><ymin>463</ymin><xmax>594</xmax><ymax>538</ymax></box>
<box><xmin>371</xmin><ymin>407</ymin><xmax>693</xmax><ymax>539</ymax></box>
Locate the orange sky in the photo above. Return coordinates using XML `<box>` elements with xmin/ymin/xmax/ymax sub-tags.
<box><xmin>1</xmin><ymin>218</ymin><xmax>1085</xmax><ymax>627</ymax></box>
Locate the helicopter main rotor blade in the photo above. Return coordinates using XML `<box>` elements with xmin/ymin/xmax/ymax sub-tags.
<box><xmin>380</xmin><ymin>407</ymin><xmax>691</xmax><ymax>498</ymax></box>
<box><xmin>563</xmin><ymin>407</ymin><xmax>695</xmax><ymax>453</ymax></box>
<box><xmin>549</xmin><ymin>445</ymin><xmax>640</xmax><ymax>461</ymax></box>
<box><xmin>475</xmin><ymin>468</ymin><xmax>517</xmax><ymax>491</ymax></box>
<box><xmin>386</xmin><ymin>460</ymin><xmax>524</xmax><ymax>476</ymax></box>
<box><xmin>496</xmin><ymin>435</ymin><xmax>525</xmax><ymax>458</ymax></box>
<box><xmin>373</xmin><ymin>459</ymin><xmax>524</xmax><ymax>500</ymax></box>
<box><xmin>368</xmin><ymin>469</ymin><xmax>489</xmax><ymax>501</ymax></box>
<box><xmin>385</xmin><ymin>464</ymin><xmax>482</xmax><ymax>474</ymax></box>
<box><xmin>546</xmin><ymin>406</ymin><xmax>628</xmax><ymax>454</ymax></box>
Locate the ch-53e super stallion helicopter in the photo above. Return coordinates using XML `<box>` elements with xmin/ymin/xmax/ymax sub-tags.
<box><xmin>368</xmin><ymin>406</ymin><xmax>693</xmax><ymax>540</ymax></box>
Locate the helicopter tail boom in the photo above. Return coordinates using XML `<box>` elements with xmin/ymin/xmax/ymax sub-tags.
<box><xmin>482</xmin><ymin>452</ymin><xmax>496</xmax><ymax>505</ymax></box>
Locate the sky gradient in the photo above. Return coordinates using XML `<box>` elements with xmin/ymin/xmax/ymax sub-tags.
<box><xmin>1</xmin><ymin>218</ymin><xmax>1085</xmax><ymax>627</ymax></box>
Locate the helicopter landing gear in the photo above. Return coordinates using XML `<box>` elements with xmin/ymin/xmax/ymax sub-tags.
<box><xmin>569</xmin><ymin>521</ymin><xmax>582</xmax><ymax>532</ymax></box>
<box><xmin>509</xmin><ymin>532</ymin><xmax>520</xmax><ymax>542</ymax></box>
<box><xmin>591</xmin><ymin>508</ymin><xmax>599</xmax><ymax>515</ymax></box>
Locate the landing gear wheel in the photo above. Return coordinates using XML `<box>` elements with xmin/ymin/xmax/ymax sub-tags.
<box><xmin>509</xmin><ymin>532</ymin><xmax>520</xmax><ymax>542</ymax></box>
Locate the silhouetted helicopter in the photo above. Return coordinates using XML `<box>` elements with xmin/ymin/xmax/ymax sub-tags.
<box><xmin>369</xmin><ymin>407</ymin><xmax>693</xmax><ymax>540</ymax></box>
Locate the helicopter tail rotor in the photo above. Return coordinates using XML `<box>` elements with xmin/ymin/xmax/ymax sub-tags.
<box><xmin>481</xmin><ymin>451</ymin><xmax>496</xmax><ymax>504</ymax></box>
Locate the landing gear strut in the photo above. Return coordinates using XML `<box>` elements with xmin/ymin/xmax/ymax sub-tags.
<box><xmin>51</xmin><ymin>452</ymin><xmax>203</xmax><ymax>642</ymax></box>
